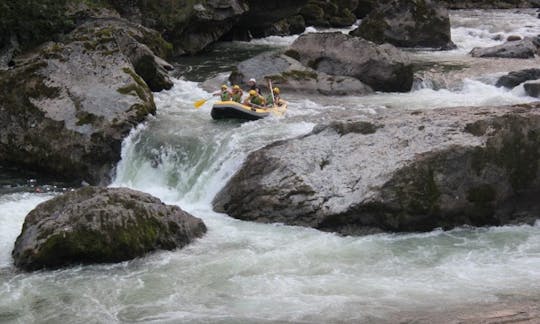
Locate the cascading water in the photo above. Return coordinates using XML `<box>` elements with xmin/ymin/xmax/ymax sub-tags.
<box><xmin>1</xmin><ymin>9</ymin><xmax>540</xmax><ymax>323</ymax></box>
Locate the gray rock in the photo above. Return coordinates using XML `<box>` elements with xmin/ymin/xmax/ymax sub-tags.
<box><xmin>0</xmin><ymin>18</ymin><xmax>172</xmax><ymax>185</ymax></box>
<box><xmin>496</xmin><ymin>68</ymin><xmax>540</xmax><ymax>88</ymax></box>
<box><xmin>229</xmin><ymin>51</ymin><xmax>373</xmax><ymax>96</ymax></box>
<box><xmin>350</xmin><ymin>0</ymin><xmax>456</xmax><ymax>49</ymax></box>
<box><xmin>289</xmin><ymin>32</ymin><xmax>413</xmax><ymax>92</ymax></box>
<box><xmin>470</xmin><ymin>38</ymin><xmax>538</xmax><ymax>59</ymax></box>
<box><xmin>439</xmin><ymin>0</ymin><xmax>537</xmax><ymax>9</ymax></box>
<box><xmin>507</xmin><ymin>35</ymin><xmax>523</xmax><ymax>42</ymax></box>
<box><xmin>524</xmin><ymin>80</ymin><xmax>540</xmax><ymax>97</ymax></box>
<box><xmin>12</xmin><ymin>187</ymin><xmax>206</xmax><ymax>271</ymax></box>
<box><xmin>213</xmin><ymin>103</ymin><xmax>540</xmax><ymax>235</ymax></box>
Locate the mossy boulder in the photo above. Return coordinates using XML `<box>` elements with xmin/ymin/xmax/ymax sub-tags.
<box><xmin>12</xmin><ymin>187</ymin><xmax>206</xmax><ymax>271</ymax></box>
<box><xmin>0</xmin><ymin>18</ymin><xmax>172</xmax><ymax>185</ymax></box>
<box><xmin>351</xmin><ymin>0</ymin><xmax>456</xmax><ymax>49</ymax></box>
<box><xmin>214</xmin><ymin>103</ymin><xmax>540</xmax><ymax>235</ymax></box>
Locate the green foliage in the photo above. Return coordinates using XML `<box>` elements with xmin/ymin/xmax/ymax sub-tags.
<box><xmin>0</xmin><ymin>0</ymin><xmax>74</xmax><ymax>50</ymax></box>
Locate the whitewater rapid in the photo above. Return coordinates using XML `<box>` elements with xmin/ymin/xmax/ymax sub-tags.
<box><xmin>1</xmin><ymin>8</ymin><xmax>540</xmax><ymax>323</ymax></box>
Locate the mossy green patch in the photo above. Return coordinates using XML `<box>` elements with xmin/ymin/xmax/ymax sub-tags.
<box><xmin>282</xmin><ymin>70</ymin><xmax>318</xmax><ymax>81</ymax></box>
<box><xmin>76</xmin><ymin>111</ymin><xmax>98</xmax><ymax>126</ymax></box>
<box><xmin>284</xmin><ymin>49</ymin><xmax>300</xmax><ymax>61</ymax></box>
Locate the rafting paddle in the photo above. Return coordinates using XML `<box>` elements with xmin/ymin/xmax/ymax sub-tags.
<box><xmin>194</xmin><ymin>96</ymin><xmax>213</xmax><ymax>109</ymax></box>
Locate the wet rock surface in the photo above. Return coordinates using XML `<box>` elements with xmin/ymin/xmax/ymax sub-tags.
<box><xmin>289</xmin><ymin>32</ymin><xmax>413</xmax><ymax>92</ymax></box>
<box><xmin>229</xmin><ymin>51</ymin><xmax>373</xmax><ymax>95</ymax></box>
<box><xmin>350</xmin><ymin>0</ymin><xmax>456</xmax><ymax>49</ymax></box>
<box><xmin>214</xmin><ymin>103</ymin><xmax>540</xmax><ymax>235</ymax></box>
<box><xmin>0</xmin><ymin>18</ymin><xmax>172</xmax><ymax>185</ymax></box>
<box><xmin>496</xmin><ymin>68</ymin><xmax>540</xmax><ymax>88</ymax></box>
<box><xmin>12</xmin><ymin>187</ymin><xmax>207</xmax><ymax>271</ymax></box>
<box><xmin>524</xmin><ymin>80</ymin><xmax>540</xmax><ymax>97</ymax></box>
<box><xmin>471</xmin><ymin>38</ymin><xmax>539</xmax><ymax>59</ymax></box>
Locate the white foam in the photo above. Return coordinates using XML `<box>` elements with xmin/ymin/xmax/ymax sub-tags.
<box><xmin>0</xmin><ymin>193</ymin><xmax>55</xmax><ymax>268</ymax></box>
<box><xmin>245</xmin><ymin>21</ymin><xmax>360</xmax><ymax>47</ymax></box>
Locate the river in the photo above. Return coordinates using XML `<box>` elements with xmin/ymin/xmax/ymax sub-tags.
<box><xmin>1</xmin><ymin>9</ymin><xmax>540</xmax><ymax>323</ymax></box>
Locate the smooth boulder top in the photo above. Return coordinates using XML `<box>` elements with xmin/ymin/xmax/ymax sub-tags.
<box><xmin>214</xmin><ymin>102</ymin><xmax>540</xmax><ymax>235</ymax></box>
<box><xmin>12</xmin><ymin>187</ymin><xmax>207</xmax><ymax>271</ymax></box>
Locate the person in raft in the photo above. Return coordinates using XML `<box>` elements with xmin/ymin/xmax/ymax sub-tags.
<box><xmin>243</xmin><ymin>90</ymin><xmax>266</xmax><ymax>109</ymax></box>
<box><xmin>214</xmin><ymin>85</ymin><xmax>232</xmax><ymax>101</ymax></box>
<box><xmin>231</xmin><ymin>85</ymin><xmax>243</xmax><ymax>103</ymax></box>
<box><xmin>247</xmin><ymin>78</ymin><xmax>262</xmax><ymax>95</ymax></box>
<box><xmin>266</xmin><ymin>87</ymin><xmax>282</xmax><ymax>107</ymax></box>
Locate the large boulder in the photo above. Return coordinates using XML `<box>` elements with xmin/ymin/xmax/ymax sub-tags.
<box><xmin>496</xmin><ymin>68</ymin><xmax>540</xmax><ymax>88</ymax></box>
<box><xmin>524</xmin><ymin>80</ymin><xmax>540</xmax><ymax>97</ymax></box>
<box><xmin>12</xmin><ymin>187</ymin><xmax>207</xmax><ymax>271</ymax></box>
<box><xmin>289</xmin><ymin>32</ymin><xmax>413</xmax><ymax>92</ymax></box>
<box><xmin>229</xmin><ymin>51</ymin><xmax>373</xmax><ymax>95</ymax></box>
<box><xmin>0</xmin><ymin>18</ymin><xmax>172</xmax><ymax>185</ymax></box>
<box><xmin>213</xmin><ymin>103</ymin><xmax>540</xmax><ymax>235</ymax></box>
<box><xmin>471</xmin><ymin>38</ymin><xmax>538</xmax><ymax>59</ymax></box>
<box><xmin>350</xmin><ymin>0</ymin><xmax>455</xmax><ymax>49</ymax></box>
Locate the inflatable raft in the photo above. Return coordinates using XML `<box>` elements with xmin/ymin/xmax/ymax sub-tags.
<box><xmin>211</xmin><ymin>101</ymin><xmax>287</xmax><ymax>121</ymax></box>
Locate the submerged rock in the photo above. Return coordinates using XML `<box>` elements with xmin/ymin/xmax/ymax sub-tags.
<box><xmin>350</xmin><ymin>0</ymin><xmax>455</xmax><ymax>49</ymax></box>
<box><xmin>12</xmin><ymin>187</ymin><xmax>206</xmax><ymax>271</ymax></box>
<box><xmin>289</xmin><ymin>32</ymin><xmax>413</xmax><ymax>92</ymax></box>
<box><xmin>0</xmin><ymin>18</ymin><xmax>172</xmax><ymax>185</ymax></box>
<box><xmin>229</xmin><ymin>51</ymin><xmax>373</xmax><ymax>96</ymax></box>
<box><xmin>496</xmin><ymin>68</ymin><xmax>540</xmax><ymax>88</ymax></box>
<box><xmin>213</xmin><ymin>103</ymin><xmax>540</xmax><ymax>235</ymax></box>
<box><xmin>471</xmin><ymin>38</ymin><xmax>538</xmax><ymax>59</ymax></box>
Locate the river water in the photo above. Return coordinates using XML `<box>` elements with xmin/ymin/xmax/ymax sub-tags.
<box><xmin>1</xmin><ymin>9</ymin><xmax>540</xmax><ymax>323</ymax></box>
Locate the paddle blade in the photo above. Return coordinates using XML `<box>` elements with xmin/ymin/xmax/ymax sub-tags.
<box><xmin>194</xmin><ymin>99</ymin><xmax>207</xmax><ymax>109</ymax></box>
